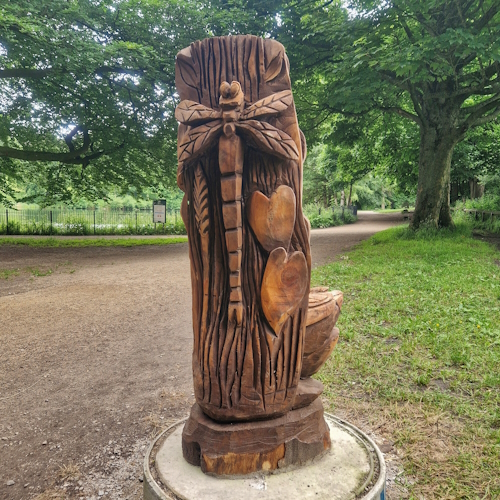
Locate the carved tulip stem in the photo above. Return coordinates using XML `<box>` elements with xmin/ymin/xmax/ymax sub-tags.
<box><xmin>193</xmin><ymin>166</ymin><xmax>211</xmax><ymax>362</ymax></box>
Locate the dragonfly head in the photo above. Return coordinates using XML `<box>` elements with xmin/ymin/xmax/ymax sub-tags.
<box><xmin>219</xmin><ymin>81</ymin><xmax>244</xmax><ymax>118</ymax></box>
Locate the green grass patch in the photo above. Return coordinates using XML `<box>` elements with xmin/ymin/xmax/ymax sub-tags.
<box><xmin>26</xmin><ymin>267</ymin><xmax>53</xmax><ymax>277</ymax></box>
<box><xmin>0</xmin><ymin>237</ymin><xmax>188</xmax><ymax>248</ymax></box>
<box><xmin>312</xmin><ymin>224</ymin><xmax>500</xmax><ymax>498</ymax></box>
<box><xmin>453</xmin><ymin>207</ymin><xmax>500</xmax><ymax>234</ymax></box>
<box><xmin>374</xmin><ymin>207</ymin><xmax>414</xmax><ymax>213</ymax></box>
<box><xmin>0</xmin><ymin>268</ymin><xmax>19</xmax><ymax>279</ymax></box>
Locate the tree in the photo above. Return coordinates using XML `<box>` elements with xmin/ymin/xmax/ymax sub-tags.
<box><xmin>0</xmin><ymin>0</ymin><xmax>206</xmax><ymax>204</ymax></box>
<box><xmin>0</xmin><ymin>0</ymin><xmax>282</xmax><ymax>205</ymax></box>
<box><xmin>278</xmin><ymin>0</ymin><xmax>500</xmax><ymax>228</ymax></box>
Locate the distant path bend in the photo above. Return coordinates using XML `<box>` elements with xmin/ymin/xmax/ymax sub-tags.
<box><xmin>310</xmin><ymin>211</ymin><xmax>405</xmax><ymax>267</ymax></box>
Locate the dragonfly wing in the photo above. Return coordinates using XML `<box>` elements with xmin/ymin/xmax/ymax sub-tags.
<box><xmin>175</xmin><ymin>100</ymin><xmax>222</xmax><ymax>126</ymax></box>
<box><xmin>178</xmin><ymin>121</ymin><xmax>223</xmax><ymax>166</ymax></box>
<box><xmin>241</xmin><ymin>90</ymin><xmax>293</xmax><ymax>120</ymax></box>
<box><xmin>236</xmin><ymin>120</ymin><xmax>299</xmax><ymax>161</ymax></box>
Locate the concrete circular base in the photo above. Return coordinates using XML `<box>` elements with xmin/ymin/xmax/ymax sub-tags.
<box><xmin>144</xmin><ymin>414</ymin><xmax>386</xmax><ymax>500</ymax></box>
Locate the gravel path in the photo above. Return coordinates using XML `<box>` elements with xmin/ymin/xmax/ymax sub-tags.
<box><xmin>0</xmin><ymin>212</ymin><xmax>404</xmax><ymax>500</ymax></box>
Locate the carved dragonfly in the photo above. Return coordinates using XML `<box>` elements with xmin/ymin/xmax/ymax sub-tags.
<box><xmin>176</xmin><ymin>80</ymin><xmax>299</xmax><ymax>325</ymax></box>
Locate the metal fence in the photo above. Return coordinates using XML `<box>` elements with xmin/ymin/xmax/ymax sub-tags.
<box><xmin>0</xmin><ymin>208</ymin><xmax>185</xmax><ymax>236</ymax></box>
<box><xmin>451</xmin><ymin>207</ymin><xmax>500</xmax><ymax>222</ymax></box>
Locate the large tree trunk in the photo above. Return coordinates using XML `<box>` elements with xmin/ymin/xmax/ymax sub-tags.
<box><xmin>412</xmin><ymin>124</ymin><xmax>457</xmax><ymax>229</ymax></box>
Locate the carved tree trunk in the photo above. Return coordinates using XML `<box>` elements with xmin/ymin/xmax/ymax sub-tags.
<box><xmin>176</xmin><ymin>36</ymin><xmax>310</xmax><ymax>422</ymax></box>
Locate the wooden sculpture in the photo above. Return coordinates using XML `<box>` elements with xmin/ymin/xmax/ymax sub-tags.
<box><xmin>176</xmin><ymin>35</ymin><xmax>343</xmax><ymax>476</ymax></box>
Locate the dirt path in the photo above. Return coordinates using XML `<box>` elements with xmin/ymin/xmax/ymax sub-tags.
<box><xmin>0</xmin><ymin>212</ymin><xmax>404</xmax><ymax>500</ymax></box>
<box><xmin>310</xmin><ymin>211</ymin><xmax>405</xmax><ymax>267</ymax></box>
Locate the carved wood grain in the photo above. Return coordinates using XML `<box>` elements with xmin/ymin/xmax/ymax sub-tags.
<box><xmin>182</xmin><ymin>399</ymin><xmax>330</xmax><ymax>475</ymax></box>
<box><xmin>176</xmin><ymin>35</ymin><xmax>311</xmax><ymax>422</ymax></box>
<box><xmin>301</xmin><ymin>327</ymin><xmax>340</xmax><ymax>378</ymax></box>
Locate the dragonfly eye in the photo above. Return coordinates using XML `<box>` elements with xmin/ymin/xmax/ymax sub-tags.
<box><xmin>220</xmin><ymin>81</ymin><xmax>231</xmax><ymax>98</ymax></box>
<box><xmin>230</xmin><ymin>81</ymin><xmax>241</xmax><ymax>97</ymax></box>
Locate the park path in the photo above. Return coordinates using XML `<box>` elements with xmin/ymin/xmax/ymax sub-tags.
<box><xmin>0</xmin><ymin>211</ymin><xmax>403</xmax><ymax>500</ymax></box>
<box><xmin>309</xmin><ymin>211</ymin><xmax>404</xmax><ymax>267</ymax></box>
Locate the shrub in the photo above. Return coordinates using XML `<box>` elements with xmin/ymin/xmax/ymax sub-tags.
<box><xmin>303</xmin><ymin>203</ymin><xmax>357</xmax><ymax>229</ymax></box>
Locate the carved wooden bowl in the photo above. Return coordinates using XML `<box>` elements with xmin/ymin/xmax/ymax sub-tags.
<box><xmin>302</xmin><ymin>287</ymin><xmax>343</xmax><ymax>378</ymax></box>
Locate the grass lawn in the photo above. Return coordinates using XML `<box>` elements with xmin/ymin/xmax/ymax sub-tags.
<box><xmin>0</xmin><ymin>236</ymin><xmax>188</xmax><ymax>248</ymax></box>
<box><xmin>313</xmin><ymin>225</ymin><xmax>500</xmax><ymax>499</ymax></box>
<box><xmin>374</xmin><ymin>207</ymin><xmax>415</xmax><ymax>213</ymax></box>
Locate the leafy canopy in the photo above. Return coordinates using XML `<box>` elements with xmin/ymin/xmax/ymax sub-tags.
<box><xmin>0</xmin><ymin>0</ymin><xmax>282</xmax><ymax>205</ymax></box>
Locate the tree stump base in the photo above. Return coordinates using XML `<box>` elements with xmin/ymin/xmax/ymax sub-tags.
<box><xmin>182</xmin><ymin>398</ymin><xmax>331</xmax><ymax>476</ymax></box>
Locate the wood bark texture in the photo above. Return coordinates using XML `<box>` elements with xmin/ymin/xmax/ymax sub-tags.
<box><xmin>302</xmin><ymin>289</ymin><xmax>343</xmax><ymax>377</ymax></box>
<box><xmin>175</xmin><ymin>35</ymin><xmax>311</xmax><ymax>422</ymax></box>
<box><xmin>182</xmin><ymin>398</ymin><xmax>331</xmax><ymax>476</ymax></box>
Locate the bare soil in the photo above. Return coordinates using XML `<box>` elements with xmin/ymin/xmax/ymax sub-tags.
<box><xmin>0</xmin><ymin>212</ymin><xmax>404</xmax><ymax>500</ymax></box>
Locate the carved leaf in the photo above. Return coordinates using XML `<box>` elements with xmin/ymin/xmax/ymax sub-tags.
<box><xmin>236</xmin><ymin>120</ymin><xmax>299</xmax><ymax>161</ymax></box>
<box><xmin>261</xmin><ymin>248</ymin><xmax>308</xmax><ymax>336</ymax></box>
<box><xmin>178</xmin><ymin>121</ymin><xmax>223</xmax><ymax>165</ymax></box>
<box><xmin>176</xmin><ymin>100</ymin><xmax>221</xmax><ymax>126</ymax></box>
<box><xmin>247</xmin><ymin>186</ymin><xmax>296</xmax><ymax>252</ymax></box>
<box><xmin>264</xmin><ymin>51</ymin><xmax>283</xmax><ymax>82</ymax></box>
<box><xmin>193</xmin><ymin>165</ymin><xmax>210</xmax><ymax>236</ymax></box>
<box><xmin>241</xmin><ymin>91</ymin><xmax>292</xmax><ymax>120</ymax></box>
<box><xmin>176</xmin><ymin>53</ymin><xmax>199</xmax><ymax>90</ymax></box>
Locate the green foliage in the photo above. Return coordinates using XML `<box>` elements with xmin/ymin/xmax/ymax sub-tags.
<box><xmin>452</xmin><ymin>205</ymin><xmax>500</xmax><ymax>234</ymax></box>
<box><xmin>0</xmin><ymin>0</ymin><xmax>200</xmax><ymax>203</ymax></box>
<box><xmin>313</xmin><ymin>227</ymin><xmax>500</xmax><ymax>497</ymax></box>
<box><xmin>303</xmin><ymin>203</ymin><xmax>356</xmax><ymax>228</ymax></box>
<box><xmin>277</xmin><ymin>0</ymin><xmax>500</xmax><ymax>227</ymax></box>
<box><xmin>0</xmin><ymin>0</ymin><xmax>282</xmax><ymax>205</ymax></box>
<box><xmin>452</xmin><ymin>123</ymin><xmax>500</xmax><ymax>184</ymax></box>
<box><xmin>3</xmin><ymin>0</ymin><xmax>499</xmax><ymax>221</ymax></box>
<box><xmin>0</xmin><ymin>209</ymin><xmax>186</xmax><ymax>235</ymax></box>
<box><xmin>455</xmin><ymin>194</ymin><xmax>500</xmax><ymax>212</ymax></box>
<box><xmin>352</xmin><ymin>174</ymin><xmax>414</xmax><ymax>210</ymax></box>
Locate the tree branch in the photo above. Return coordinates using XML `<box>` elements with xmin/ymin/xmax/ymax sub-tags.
<box><xmin>455</xmin><ymin>52</ymin><xmax>477</xmax><ymax>74</ymax></box>
<box><xmin>414</xmin><ymin>13</ymin><xmax>438</xmax><ymax>37</ymax></box>
<box><xmin>465</xmin><ymin>98</ymin><xmax>500</xmax><ymax>127</ymax></box>
<box><xmin>64</xmin><ymin>142</ymin><xmax>125</xmax><ymax>167</ymax></box>
<box><xmin>474</xmin><ymin>4</ymin><xmax>500</xmax><ymax>32</ymax></box>
<box><xmin>0</xmin><ymin>68</ymin><xmax>51</xmax><ymax>79</ymax></box>
<box><xmin>428</xmin><ymin>73</ymin><xmax>500</xmax><ymax>99</ymax></box>
<box><xmin>461</xmin><ymin>94</ymin><xmax>500</xmax><ymax>116</ymax></box>
<box><xmin>322</xmin><ymin>103</ymin><xmax>368</xmax><ymax>118</ymax></box>
<box><xmin>376</xmin><ymin>105</ymin><xmax>422</xmax><ymax>126</ymax></box>
<box><xmin>0</xmin><ymin>130</ymin><xmax>91</xmax><ymax>163</ymax></box>
<box><xmin>94</xmin><ymin>66</ymin><xmax>145</xmax><ymax>76</ymax></box>
<box><xmin>64</xmin><ymin>126</ymin><xmax>85</xmax><ymax>152</ymax></box>
<box><xmin>400</xmin><ymin>19</ymin><xmax>416</xmax><ymax>44</ymax></box>
<box><xmin>458</xmin><ymin>61</ymin><xmax>500</xmax><ymax>91</ymax></box>
<box><xmin>408</xmin><ymin>82</ymin><xmax>425</xmax><ymax>123</ymax></box>
<box><xmin>378</xmin><ymin>70</ymin><xmax>408</xmax><ymax>90</ymax></box>
<box><xmin>469</xmin><ymin>106</ymin><xmax>500</xmax><ymax>127</ymax></box>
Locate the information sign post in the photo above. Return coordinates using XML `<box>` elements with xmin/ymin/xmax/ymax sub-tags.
<box><xmin>153</xmin><ymin>200</ymin><xmax>166</xmax><ymax>227</ymax></box>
